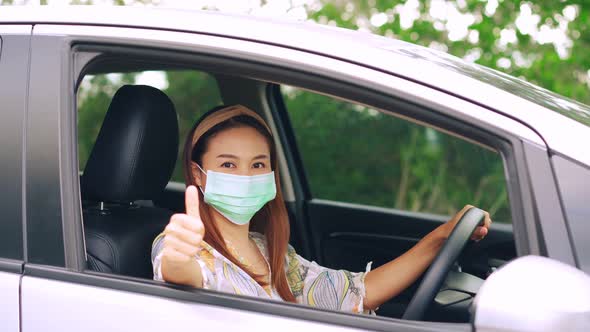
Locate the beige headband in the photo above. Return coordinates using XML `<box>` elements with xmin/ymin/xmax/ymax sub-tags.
<box><xmin>191</xmin><ymin>105</ymin><xmax>273</xmax><ymax>149</ymax></box>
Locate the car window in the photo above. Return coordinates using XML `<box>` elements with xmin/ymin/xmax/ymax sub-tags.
<box><xmin>77</xmin><ymin>70</ymin><xmax>222</xmax><ymax>182</ymax></box>
<box><xmin>0</xmin><ymin>33</ymin><xmax>26</xmax><ymax>260</ymax></box>
<box><xmin>282</xmin><ymin>86</ymin><xmax>512</xmax><ymax>223</ymax></box>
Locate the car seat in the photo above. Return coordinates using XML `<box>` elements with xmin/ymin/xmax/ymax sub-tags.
<box><xmin>81</xmin><ymin>84</ymin><xmax>178</xmax><ymax>279</ymax></box>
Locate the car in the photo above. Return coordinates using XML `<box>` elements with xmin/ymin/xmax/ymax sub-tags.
<box><xmin>0</xmin><ymin>6</ymin><xmax>589</xmax><ymax>332</ymax></box>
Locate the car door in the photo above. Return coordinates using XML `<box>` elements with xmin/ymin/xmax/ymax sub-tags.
<box><xmin>0</xmin><ymin>24</ymin><xmax>30</xmax><ymax>332</ymax></box>
<box><xmin>20</xmin><ymin>22</ymin><xmax>471</xmax><ymax>332</ymax></box>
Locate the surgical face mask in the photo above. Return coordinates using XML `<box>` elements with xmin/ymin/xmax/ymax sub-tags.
<box><xmin>196</xmin><ymin>164</ymin><xmax>277</xmax><ymax>225</ymax></box>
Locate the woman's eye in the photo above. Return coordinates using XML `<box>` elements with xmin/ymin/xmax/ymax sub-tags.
<box><xmin>253</xmin><ymin>162</ymin><xmax>266</xmax><ymax>169</ymax></box>
<box><xmin>221</xmin><ymin>162</ymin><xmax>236</xmax><ymax>168</ymax></box>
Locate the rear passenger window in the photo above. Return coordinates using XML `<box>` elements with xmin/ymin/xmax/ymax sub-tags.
<box><xmin>282</xmin><ymin>86</ymin><xmax>512</xmax><ymax>223</ymax></box>
<box><xmin>78</xmin><ymin>70</ymin><xmax>222</xmax><ymax>181</ymax></box>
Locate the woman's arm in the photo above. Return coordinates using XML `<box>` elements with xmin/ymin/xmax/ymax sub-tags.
<box><xmin>363</xmin><ymin>205</ymin><xmax>491</xmax><ymax>310</ymax></box>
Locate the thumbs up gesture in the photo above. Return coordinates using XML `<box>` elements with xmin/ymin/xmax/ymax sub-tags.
<box><xmin>161</xmin><ymin>185</ymin><xmax>206</xmax><ymax>286</ymax></box>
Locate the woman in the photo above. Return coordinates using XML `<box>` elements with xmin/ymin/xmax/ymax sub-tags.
<box><xmin>151</xmin><ymin>104</ymin><xmax>491</xmax><ymax>314</ymax></box>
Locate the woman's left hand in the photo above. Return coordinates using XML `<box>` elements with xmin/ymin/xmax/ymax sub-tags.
<box><xmin>438</xmin><ymin>204</ymin><xmax>492</xmax><ymax>242</ymax></box>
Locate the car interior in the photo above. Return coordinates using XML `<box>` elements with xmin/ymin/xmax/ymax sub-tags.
<box><xmin>76</xmin><ymin>52</ymin><xmax>517</xmax><ymax>323</ymax></box>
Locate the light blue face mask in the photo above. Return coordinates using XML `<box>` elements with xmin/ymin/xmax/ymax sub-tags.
<box><xmin>196</xmin><ymin>165</ymin><xmax>277</xmax><ymax>225</ymax></box>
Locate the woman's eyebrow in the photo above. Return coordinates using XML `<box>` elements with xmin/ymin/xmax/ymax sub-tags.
<box><xmin>216</xmin><ymin>154</ymin><xmax>269</xmax><ymax>160</ymax></box>
<box><xmin>216</xmin><ymin>154</ymin><xmax>238</xmax><ymax>159</ymax></box>
<box><xmin>253</xmin><ymin>154</ymin><xmax>270</xmax><ymax>160</ymax></box>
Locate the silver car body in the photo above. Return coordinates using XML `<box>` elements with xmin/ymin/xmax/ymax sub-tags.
<box><xmin>1</xmin><ymin>6</ymin><xmax>589</xmax><ymax>332</ymax></box>
<box><xmin>0</xmin><ymin>271</ymin><xmax>20</xmax><ymax>331</ymax></box>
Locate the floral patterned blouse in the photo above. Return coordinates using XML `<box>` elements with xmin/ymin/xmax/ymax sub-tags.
<box><xmin>152</xmin><ymin>232</ymin><xmax>374</xmax><ymax>315</ymax></box>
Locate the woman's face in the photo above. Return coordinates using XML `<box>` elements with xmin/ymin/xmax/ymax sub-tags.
<box><xmin>194</xmin><ymin>126</ymin><xmax>272</xmax><ymax>187</ymax></box>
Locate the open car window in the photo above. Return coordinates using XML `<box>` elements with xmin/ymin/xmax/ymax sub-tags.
<box><xmin>74</xmin><ymin>54</ymin><xmax>518</xmax><ymax>324</ymax></box>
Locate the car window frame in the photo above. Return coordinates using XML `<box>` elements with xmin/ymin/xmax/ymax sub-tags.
<box><xmin>0</xmin><ymin>25</ymin><xmax>32</xmax><ymax>267</ymax></box>
<box><xmin>23</xmin><ymin>23</ymin><xmax>560</xmax><ymax>330</ymax></box>
<box><xmin>551</xmin><ymin>154</ymin><xmax>590</xmax><ymax>272</ymax></box>
<box><xmin>25</xmin><ymin>31</ymin><xmax>84</xmax><ymax>268</ymax></box>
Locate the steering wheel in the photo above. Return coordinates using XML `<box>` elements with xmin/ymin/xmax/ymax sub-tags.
<box><xmin>402</xmin><ymin>207</ymin><xmax>486</xmax><ymax>321</ymax></box>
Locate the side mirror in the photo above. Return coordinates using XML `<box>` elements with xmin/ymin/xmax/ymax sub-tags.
<box><xmin>473</xmin><ymin>255</ymin><xmax>590</xmax><ymax>332</ymax></box>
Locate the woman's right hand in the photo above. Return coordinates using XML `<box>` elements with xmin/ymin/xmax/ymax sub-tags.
<box><xmin>161</xmin><ymin>185</ymin><xmax>205</xmax><ymax>287</ymax></box>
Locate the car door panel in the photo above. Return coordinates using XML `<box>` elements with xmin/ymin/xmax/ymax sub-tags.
<box><xmin>308</xmin><ymin>200</ymin><xmax>515</xmax><ymax>268</ymax></box>
<box><xmin>20</xmin><ymin>276</ymin><xmax>365</xmax><ymax>332</ymax></box>
<box><xmin>0</xmin><ymin>270</ymin><xmax>20</xmax><ymax>332</ymax></box>
<box><xmin>19</xmin><ymin>268</ymin><xmax>470</xmax><ymax>332</ymax></box>
<box><xmin>310</xmin><ymin>199</ymin><xmax>445</xmax><ymax>266</ymax></box>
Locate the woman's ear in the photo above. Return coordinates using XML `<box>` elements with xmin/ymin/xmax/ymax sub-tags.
<box><xmin>191</xmin><ymin>162</ymin><xmax>203</xmax><ymax>187</ymax></box>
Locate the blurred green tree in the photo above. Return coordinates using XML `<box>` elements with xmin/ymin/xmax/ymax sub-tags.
<box><xmin>307</xmin><ymin>0</ymin><xmax>589</xmax><ymax>104</ymax></box>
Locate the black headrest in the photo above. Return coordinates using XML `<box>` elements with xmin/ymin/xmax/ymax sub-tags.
<box><xmin>82</xmin><ymin>85</ymin><xmax>178</xmax><ymax>202</ymax></box>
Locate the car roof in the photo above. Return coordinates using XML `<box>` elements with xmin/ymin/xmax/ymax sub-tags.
<box><xmin>2</xmin><ymin>6</ymin><xmax>589</xmax><ymax>166</ymax></box>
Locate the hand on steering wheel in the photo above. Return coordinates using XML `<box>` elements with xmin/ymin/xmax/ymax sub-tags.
<box><xmin>402</xmin><ymin>207</ymin><xmax>489</xmax><ymax>321</ymax></box>
<box><xmin>442</xmin><ymin>205</ymin><xmax>491</xmax><ymax>242</ymax></box>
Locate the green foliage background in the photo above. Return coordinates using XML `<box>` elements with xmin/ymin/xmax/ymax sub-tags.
<box><xmin>309</xmin><ymin>0</ymin><xmax>589</xmax><ymax>105</ymax></box>
<box><xmin>54</xmin><ymin>0</ymin><xmax>590</xmax><ymax>222</ymax></box>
